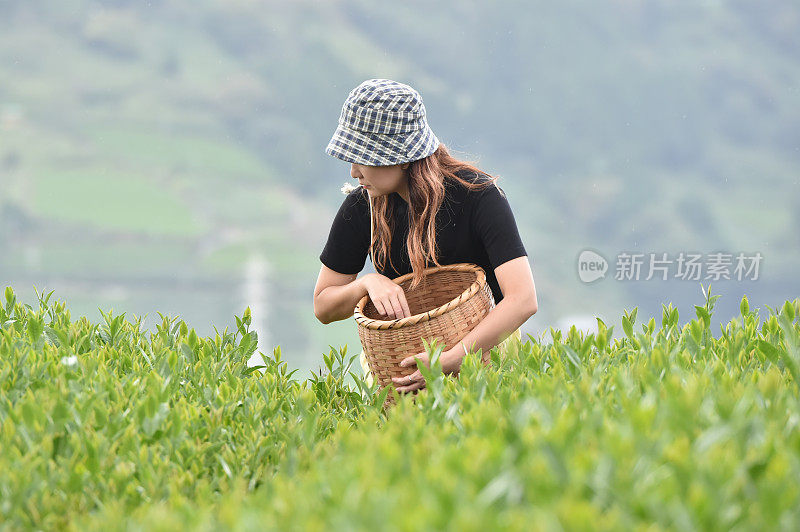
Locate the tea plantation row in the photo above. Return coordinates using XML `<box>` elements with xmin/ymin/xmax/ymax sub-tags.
<box><xmin>1</xmin><ymin>286</ymin><xmax>799</xmax><ymax>530</ymax></box>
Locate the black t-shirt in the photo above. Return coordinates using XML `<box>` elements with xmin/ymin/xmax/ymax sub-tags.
<box><xmin>319</xmin><ymin>169</ymin><xmax>528</xmax><ymax>304</ymax></box>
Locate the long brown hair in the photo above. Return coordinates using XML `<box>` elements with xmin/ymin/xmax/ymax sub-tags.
<box><xmin>367</xmin><ymin>142</ymin><xmax>502</xmax><ymax>291</ymax></box>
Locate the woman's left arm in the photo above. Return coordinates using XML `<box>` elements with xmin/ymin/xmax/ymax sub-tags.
<box><xmin>442</xmin><ymin>256</ymin><xmax>537</xmax><ymax>374</ymax></box>
<box><xmin>394</xmin><ymin>256</ymin><xmax>537</xmax><ymax>392</ymax></box>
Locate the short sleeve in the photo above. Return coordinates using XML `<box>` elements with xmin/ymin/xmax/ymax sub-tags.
<box><xmin>472</xmin><ymin>182</ymin><xmax>528</xmax><ymax>269</ymax></box>
<box><xmin>319</xmin><ymin>189</ymin><xmax>370</xmax><ymax>274</ymax></box>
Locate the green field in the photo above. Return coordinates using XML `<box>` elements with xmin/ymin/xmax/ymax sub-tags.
<box><xmin>1</xmin><ymin>286</ymin><xmax>799</xmax><ymax>530</ymax></box>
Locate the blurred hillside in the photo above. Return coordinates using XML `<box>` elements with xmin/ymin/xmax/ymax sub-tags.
<box><xmin>1</xmin><ymin>0</ymin><xmax>798</xmax><ymax>372</ymax></box>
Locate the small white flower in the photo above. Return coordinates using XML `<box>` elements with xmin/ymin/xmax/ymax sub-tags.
<box><xmin>340</xmin><ymin>182</ymin><xmax>360</xmax><ymax>195</ymax></box>
<box><xmin>61</xmin><ymin>355</ymin><xmax>78</xmax><ymax>366</ymax></box>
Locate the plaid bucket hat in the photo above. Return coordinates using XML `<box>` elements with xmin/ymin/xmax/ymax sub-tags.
<box><xmin>325</xmin><ymin>78</ymin><xmax>440</xmax><ymax>166</ymax></box>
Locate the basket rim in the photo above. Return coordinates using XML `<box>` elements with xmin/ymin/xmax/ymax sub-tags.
<box><xmin>353</xmin><ymin>263</ymin><xmax>489</xmax><ymax>330</ymax></box>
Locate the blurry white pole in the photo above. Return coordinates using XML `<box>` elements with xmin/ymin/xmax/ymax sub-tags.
<box><xmin>241</xmin><ymin>252</ymin><xmax>271</xmax><ymax>369</ymax></box>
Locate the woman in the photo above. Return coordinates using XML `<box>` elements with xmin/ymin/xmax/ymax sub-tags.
<box><xmin>313</xmin><ymin>78</ymin><xmax>538</xmax><ymax>393</ymax></box>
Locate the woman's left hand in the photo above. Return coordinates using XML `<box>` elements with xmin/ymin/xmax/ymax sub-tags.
<box><xmin>392</xmin><ymin>348</ymin><xmax>461</xmax><ymax>393</ymax></box>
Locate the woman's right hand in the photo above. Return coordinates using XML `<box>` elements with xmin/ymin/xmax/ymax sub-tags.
<box><xmin>360</xmin><ymin>273</ymin><xmax>412</xmax><ymax>320</ymax></box>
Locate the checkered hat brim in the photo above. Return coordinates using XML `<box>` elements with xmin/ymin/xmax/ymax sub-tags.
<box><xmin>325</xmin><ymin>78</ymin><xmax>440</xmax><ymax>166</ymax></box>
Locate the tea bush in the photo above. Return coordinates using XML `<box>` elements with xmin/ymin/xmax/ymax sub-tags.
<box><xmin>1</xmin><ymin>286</ymin><xmax>799</xmax><ymax>530</ymax></box>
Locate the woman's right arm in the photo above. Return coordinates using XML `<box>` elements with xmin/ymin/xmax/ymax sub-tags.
<box><xmin>314</xmin><ymin>268</ymin><xmax>412</xmax><ymax>324</ymax></box>
<box><xmin>314</xmin><ymin>269</ymin><xmax>369</xmax><ymax>324</ymax></box>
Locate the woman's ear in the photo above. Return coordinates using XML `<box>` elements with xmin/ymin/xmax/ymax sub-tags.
<box><xmin>401</xmin><ymin>162</ymin><xmax>410</xmax><ymax>170</ymax></box>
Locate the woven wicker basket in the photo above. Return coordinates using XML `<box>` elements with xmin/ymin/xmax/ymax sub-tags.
<box><xmin>354</xmin><ymin>263</ymin><xmax>495</xmax><ymax>407</ymax></box>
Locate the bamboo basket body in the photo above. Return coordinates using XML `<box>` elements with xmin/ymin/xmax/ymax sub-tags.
<box><xmin>354</xmin><ymin>263</ymin><xmax>495</xmax><ymax>407</ymax></box>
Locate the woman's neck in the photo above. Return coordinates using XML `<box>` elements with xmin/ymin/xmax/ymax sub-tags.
<box><xmin>395</xmin><ymin>180</ymin><xmax>409</xmax><ymax>204</ymax></box>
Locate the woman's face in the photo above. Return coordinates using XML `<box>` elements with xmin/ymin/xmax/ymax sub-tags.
<box><xmin>350</xmin><ymin>162</ymin><xmax>410</xmax><ymax>197</ymax></box>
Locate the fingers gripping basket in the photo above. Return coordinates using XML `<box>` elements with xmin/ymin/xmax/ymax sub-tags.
<box><xmin>354</xmin><ymin>263</ymin><xmax>495</xmax><ymax>406</ymax></box>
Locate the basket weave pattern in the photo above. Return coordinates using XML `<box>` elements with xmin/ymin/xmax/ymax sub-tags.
<box><xmin>354</xmin><ymin>263</ymin><xmax>495</xmax><ymax>406</ymax></box>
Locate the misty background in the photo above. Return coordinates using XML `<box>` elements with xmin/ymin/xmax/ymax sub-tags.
<box><xmin>1</xmin><ymin>0</ymin><xmax>798</xmax><ymax>375</ymax></box>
